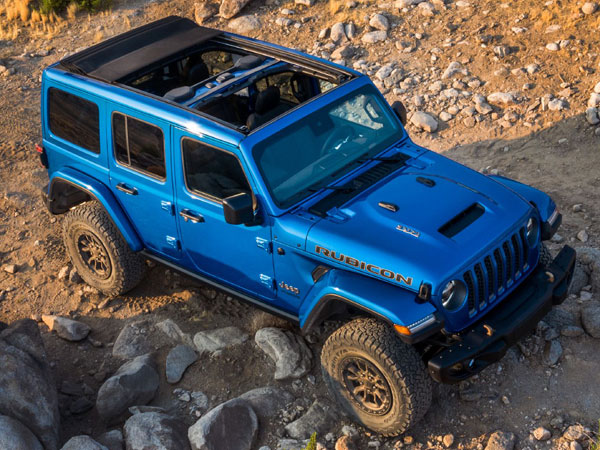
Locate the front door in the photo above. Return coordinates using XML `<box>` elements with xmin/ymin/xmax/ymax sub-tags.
<box><xmin>173</xmin><ymin>129</ymin><xmax>276</xmax><ymax>300</ymax></box>
<box><xmin>108</xmin><ymin>108</ymin><xmax>179</xmax><ymax>258</ymax></box>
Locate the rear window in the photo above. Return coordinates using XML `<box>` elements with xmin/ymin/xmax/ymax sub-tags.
<box><xmin>48</xmin><ymin>88</ymin><xmax>100</xmax><ymax>153</ymax></box>
<box><xmin>112</xmin><ymin>112</ymin><xmax>166</xmax><ymax>179</ymax></box>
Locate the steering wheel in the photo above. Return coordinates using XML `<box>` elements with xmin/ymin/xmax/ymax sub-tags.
<box><xmin>320</xmin><ymin>126</ymin><xmax>356</xmax><ymax>157</ymax></box>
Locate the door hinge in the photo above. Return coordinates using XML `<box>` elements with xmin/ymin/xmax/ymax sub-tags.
<box><xmin>259</xmin><ymin>274</ymin><xmax>275</xmax><ymax>290</ymax></box>
<box><xmin>256</xmin><ymin>237</ymin><xmax>272</xmax><ymax>253</ymax></box>
<box><xmin>166</xmin><ymin>235</ymin><xmax>180</xmax><ymax>250</ymax></box>
<box><xmin>161</xmin><ymin>200</ymin><xmax>175</xmax><ymax>216</ymax></box>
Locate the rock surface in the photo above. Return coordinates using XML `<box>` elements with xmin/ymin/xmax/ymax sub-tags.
<box><xmin>61</xmin><ymin>436</ymin><xmax>109</xmax><ymax>450</ymax></box>
<box><xmin>0</xmin><ymin>320</ymin><xmax>60</xmax><ymax>450</ymax></box>
<box><xmin>228</xmin><ymin>15</ymin><xmax>261</xmax><ymax>33</ymax></box>
<box><xmin>0</xmin><ymin>414</ymin><xmax>43</xmax><ymax>450</ymax></box>
<box><xmin>581</xmin><ymin>305</ymin><xmax>600</xmax><ymax>337</ymax></box>
<box><xmin>220</xmin><ymin>0</ymin><xmax>252</xmax><ymax>19</ymax></box>
<box><xmin>166</xmin><ymin>344</ymin><xmax>198</xmax><ymax>384</ymax></box>
<box><xmin>188</xmin><ymin>398</ymin><xmax>258</xmax><ymax>450</ymax></box>
<box><xmin>485</xmin><ymin>431</ymin><xmax>516</xmax><ymax>450</ymax></box>
<box><xmin>193</xmin><ymin>326</ymin><xmax>248</xmax><ymax>354</ymax></box>
<box><xmin>96</xmin><ymin>430</ymin><xmax>124</xmax><ymax>450</ymax></box>
<box><xmin>112</xmin><ymin>321</ymin><xmax>153</xmax><ymax>360</ymax></box>
<box><xmin>96</xmin><ymin>354</ymin><xmax>159</xmax><ymax>421</ymax></box>
<box><xmin>124</xmin><ymin>412</ymin><xmax>190</xmax><ymax>450</ymax></box>
<box><xmin>284</xmin><ymin>399</ymin><xmax>338</xmax><ymax>440</ymax></box>
<box><xmin>254</xmin><ymin>328</ymin><xmax>312</xmax><ymax>380</ymax></box>
<box><xmin>41</xmin><ymin>315</ymin><xmax>90</xmax><ymax>341</ymax></box>
<box><xmin>410</xmin><ymin>111</ymin><xmax>439</xmax><ymax>132</ymax></box>
<box><xmin>238</xmin><ymin>386</ymin><xmax>294</xmax><ymax>419</ymax></box>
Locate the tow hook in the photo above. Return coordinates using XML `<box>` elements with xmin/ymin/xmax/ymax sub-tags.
<box><xmin>545</xmin><ymin>271</ymin><xmax>555</xmax><ymax>283</ymax></box>
<box><xmin>483</xmin><ymin>324</ymin><xmax>495</xmax><ymax>337</ymax></box>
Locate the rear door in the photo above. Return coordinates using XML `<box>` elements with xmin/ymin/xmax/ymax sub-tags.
<box><xmin>173</xmin><ymin>128</ymin><xmax>276</xmax><ymax>301</ymax></box>
<box><xmin>107</xmin><ymin>107</ymin><xmax>180</xmax><ymax>258</ymax></box>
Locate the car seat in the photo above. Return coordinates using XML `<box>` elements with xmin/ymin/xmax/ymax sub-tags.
<box><xmin>246</xmin><ymin>86</ymin><xmax>292</xmax><ymax>131</ymax></box>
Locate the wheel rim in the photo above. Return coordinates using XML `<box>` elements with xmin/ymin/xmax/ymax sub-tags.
<box><xmin>341</xmin><ymin>356</ymin><xmax>393</xmax><ymax>416</ymax></box>
<box><xmin>75</xmin><ymin>231</ymin><xmax>112</xmax><ymax>280</ymax></box>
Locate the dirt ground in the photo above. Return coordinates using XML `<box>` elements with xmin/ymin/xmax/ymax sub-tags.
<box><xmin>1</xmin><ymin>0</ymin><xmax>599</xmax><ymax>448</ymax></box>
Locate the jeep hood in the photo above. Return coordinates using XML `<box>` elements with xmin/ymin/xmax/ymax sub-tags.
<box><xmin>305</xmin><ymin>150</ymin><xmax>534</xmax><ymax>294</ymax></box>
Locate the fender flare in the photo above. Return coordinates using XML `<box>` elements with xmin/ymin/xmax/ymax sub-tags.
<box><xmin>47</xmin><ymin>168</ymin><xmax>143</xmax><ymax>251</ymax></box>
<box><xmin>488</xmin><ymin>175</ymin><xmax>556</xmax><ymax>221</ymax></box>
<box><xmin>299</xmin><ymin>268</ymin><xmax>438</xmax><ymax>340</ymax></box>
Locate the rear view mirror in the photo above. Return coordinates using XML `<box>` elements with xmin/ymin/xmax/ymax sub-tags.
<box><xmin>391</xmin><ymin>101</ymin><xmax>408</xmax><ymax>125</ymax></box>
<box><xmin>223</xmin><ymin>192</ymin><xmax>255</xmax><ymax>225</ymax></box>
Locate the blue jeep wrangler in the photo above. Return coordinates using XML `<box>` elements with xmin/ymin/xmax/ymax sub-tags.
<box><xmin>40</xmin><ymin>16</ymin><xmax>575</xmax><ymax>435</ymax></box>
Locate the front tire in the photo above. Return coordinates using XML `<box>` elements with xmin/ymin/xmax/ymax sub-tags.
<box><xmin>321</xmin><ymin>318</ymin><xmax>432</xmax><ymax>436</ymax></box>
<box><xmin>62</xmin><ymin>202</ymin><xmax>146</xmax><ymax>296</ymax></box>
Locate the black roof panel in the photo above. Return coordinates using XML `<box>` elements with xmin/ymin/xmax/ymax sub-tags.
<box><xmin>60</xmin><ymin>16</ymin><xmax>222</xmax><ymax>82</ymax></box>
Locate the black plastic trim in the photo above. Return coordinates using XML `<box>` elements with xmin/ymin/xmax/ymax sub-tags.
<box><xmin>541</xmin><ymin>213</ymin><xmax>562</xmax><ymax>241</ymax></box>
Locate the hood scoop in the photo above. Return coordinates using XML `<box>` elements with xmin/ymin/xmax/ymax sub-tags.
<box><xmin>439</xmin><ymin>203</ymin><xmax>485</xmax><ymax>238</ymax></box>
<box><xmin>309</xmin><ymin>154</ymin><xmax>410</xmax><ymax>218</ymax></box>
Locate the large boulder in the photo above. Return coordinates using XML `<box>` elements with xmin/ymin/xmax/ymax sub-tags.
<box><xmin>0</xmin><ymin>320</ymin><xmax>60</xmax><ymax>450</ymax></box>
<box><xmin>0</xmin><ymin>415</ymin><xmax>43</xmax><ymax>450</ymax></box>
<box><xmin>96</xmin><ymin>430</ymin><xmax>124</xmax><ymax>450</ymax></box>
<box><xmin>112</xmin><ymin>321</ymin><xmax>154</xmax><ymax>360</ymax></box>
<box><xmin>284</xmin><ymin>399</ymin><xmax>338</xmax><ymax>440</ymax></box>
<box><xmin>188</xmin><ymin>398</ymin><xmax>257</xmax><ymax>450</ymax></box>
<box><xmin>220</xmin><ymin>0</ymin><xmax>252</xmax><ymax>19</ymax></box>
<box><xmin>96</xmin><ymin>354</ymin><xmax>159</xmax><ymax>421</ymax></box>
<box><xmin>255</xmin><ymin>328</ymin><xmax>312</xmax><ymax>380</ymax></box>
<box><xmin>582</xmin><ymin>305</ymin><xmax>600</xmax><ymax>338</ymax></box>
<box><xmin>61</xmin><ymin>436</ymin><xmax>108</xmax><ymax>450</ymax></box>
<box><xmin>193</xmin><ymin>327</ymin><xmax>248</xmax><ymax>355</ymax></box>
<box><xmin>124</xmin><ymin>412</ymin><xmax>190</xmax><ymax>450</ymax></box>
<box><xmin>238</xmin><ymin>386</ymin><xmax>294</xmax><ymax>420</ymax></box>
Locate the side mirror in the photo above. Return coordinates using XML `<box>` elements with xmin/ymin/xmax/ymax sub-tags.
<box><xmin>223</xmin><ymin>192</ymin><xmax>255</xmax><ymax>225</ymax></box>
<box><xmin>391</xmin><ymin>101</ymin><xmax>408</xmax><ymax>125</ymax></box>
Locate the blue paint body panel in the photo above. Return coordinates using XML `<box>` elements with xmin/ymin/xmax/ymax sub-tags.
<box><xmin>40</xmin><ymin>25</ymin><xmax>562</xmax><ymax>339</ymax></box>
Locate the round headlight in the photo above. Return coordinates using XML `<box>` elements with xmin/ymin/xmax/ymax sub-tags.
<box><xmin>441</xmin><ymin>280</ymin><xmax>467</xmax><ymax>311</ymax></box>
<box><xmin>526</xmin><ymin>217</ymin><xmax>539</xmax><ymax>247</ymax></box>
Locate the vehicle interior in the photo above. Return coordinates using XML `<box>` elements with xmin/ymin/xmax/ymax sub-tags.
<box><xmin>119</xmin><ymin>44</ymin><xmax>338</xmax><ymax>132</ymax></box>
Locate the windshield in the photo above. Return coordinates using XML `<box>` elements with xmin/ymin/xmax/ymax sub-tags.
<box><xmin>253</xmin><ymin>85</ymin><xmax>403</xmax><ymax>209</ymax></box>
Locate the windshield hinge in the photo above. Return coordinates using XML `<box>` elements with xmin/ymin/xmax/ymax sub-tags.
<box><xmin>256</xmin><ymin>237</ymin><xmax>272</xmax><ymax>253</ymax></box>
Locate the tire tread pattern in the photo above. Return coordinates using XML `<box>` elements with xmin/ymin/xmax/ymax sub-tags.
<box><xmin>321</xmin><ymin>317</ymin><xmax>432</xmax><ymax>436</ymax></box>
<box><xmin>62</xmin><ymin>201</ymin><xmax>146</xmax><ymax>296</ymax></box>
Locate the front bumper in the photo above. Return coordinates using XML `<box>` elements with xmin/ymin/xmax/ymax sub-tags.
<box><xmin>427</xmin><ymin>245</ymin><xmax>576</xmax><ymax>384</ymax></box>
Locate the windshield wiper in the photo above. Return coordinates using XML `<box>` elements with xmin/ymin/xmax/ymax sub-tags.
<box><xmin>358</xmin><ymin>153</ymin><xmax>410</xmax><ymax>163</ymax></box>
<box><xmin>307</xmin><ymin>183</ymin><xmax>358</xmax><ymax>194</ymax></box>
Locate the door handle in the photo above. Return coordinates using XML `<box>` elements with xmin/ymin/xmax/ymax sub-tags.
<box><xmin>180</xmin><ymin>209</ymin><xmax>204</xmax><ymax>223</ymax></box>
<box><xmin>116</xmin><ymin>183</ymin><xmax>138</xmax><ymax>195</ymax></box>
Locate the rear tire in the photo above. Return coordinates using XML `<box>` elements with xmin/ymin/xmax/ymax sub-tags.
<box><xmin>62</xmin><ymin>202</ymin><xmax>146</xmax><ymax>296</ymax></box>
<box><xmin>320</xmin><ymin>318</ymin><xmax>432</xmax><ymax>436</ymax></box>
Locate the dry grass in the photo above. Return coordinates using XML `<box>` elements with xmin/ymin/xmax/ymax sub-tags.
<box><xmin>93</xmin><ymin>30</ymin><xmax>103</xmax><ymax>42</ymax></box>
<box><xmin>66</xmin><ymin>1</ymin><xmax>78</xmax><ymax>20</ymax></box>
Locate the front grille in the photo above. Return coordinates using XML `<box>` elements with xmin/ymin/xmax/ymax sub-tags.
<box><xmin>462</xmin><ymin>225</ymin><xmax>531</xmax><ymax>316</ymax></box>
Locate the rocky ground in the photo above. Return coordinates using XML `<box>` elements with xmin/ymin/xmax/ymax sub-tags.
<box><xmin>1</xmin><ymin>0</ymin><xmax>600</xmax><ymax>449</ymax></box>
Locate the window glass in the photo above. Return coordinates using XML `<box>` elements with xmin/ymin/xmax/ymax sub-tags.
<box><xmin>112</xmin><ymin>113</ymin><xmax>166</xmax><ymax>179</ymax></box>
<box><xmin>48</xmin><ymin>88</ymin><xmax>100</xmax><ymax>153</ymax></box>
<box><xmin>182</xmin><ymin>138</ymin><xmax>250</xmax><ymax>200</ymax></box>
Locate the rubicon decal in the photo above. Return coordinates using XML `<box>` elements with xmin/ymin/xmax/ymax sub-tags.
<box><xmin>315</xmin><ymin>245</ymin><xmax>413</xmax><ymax>286</ymax></box>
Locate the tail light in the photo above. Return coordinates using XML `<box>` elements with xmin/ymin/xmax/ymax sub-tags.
<box><xmin>36</xmin><ymin>143</ymin><xmax>49</xmax><ymax>168</ymax></box>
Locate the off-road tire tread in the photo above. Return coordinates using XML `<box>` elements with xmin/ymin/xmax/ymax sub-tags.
<box><xmin>539</xmin><ymin>243</ymin><xmax>552</xmax><ymax>266</ymax></box>
<box><xmin>321</xmin><ymin>317</ymin><xmax>432</xmax><ymax>436</ymax></box>
<box><xmin>62</xmin><ymin>201</ymin><xmax>146</xmax><ymax>296</ymax></box>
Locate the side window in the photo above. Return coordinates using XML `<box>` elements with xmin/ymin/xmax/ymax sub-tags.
<box><xmin>182</xmin><ymin>138</ymin><xmax>250</xmax><ymax>201</ymax></box>
<box><xmin>48</xmin><ymin>88</ymin><xmax>100</xmax><ymax>153</ymax></box>
<box><xmin>112</xmin><ymin>112</ymin><xmax>166</xmax><ymax>179</ymax></box>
